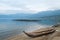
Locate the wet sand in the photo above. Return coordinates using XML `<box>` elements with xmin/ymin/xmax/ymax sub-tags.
<box><xmin>5</xmin><ymin>26</ymin><xmax>60</xmax><ymax>40</ymax></box>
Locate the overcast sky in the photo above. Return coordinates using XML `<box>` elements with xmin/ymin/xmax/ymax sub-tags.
<box><xmin>0</xmin><ymin>0</ymin><xmax>60</xmax><ymax>14</ymax></box>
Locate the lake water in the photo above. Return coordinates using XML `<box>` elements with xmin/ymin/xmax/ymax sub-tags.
<box><xmin>0</xmin><ymin>18</ymin><xmax>59</xmax><ymax>40</ymax></box>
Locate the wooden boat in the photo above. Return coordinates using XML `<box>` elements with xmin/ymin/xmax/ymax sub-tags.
<box><xmin>23</xmin><ymin>27</ymin><xmax>56</xmax><ymax>38</ymax></box>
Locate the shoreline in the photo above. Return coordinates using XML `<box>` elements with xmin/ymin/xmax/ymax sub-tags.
<box><xmin>5</xmin><ymin>25</ymin><xmax>60</xmax><ymax>40</ymax></box>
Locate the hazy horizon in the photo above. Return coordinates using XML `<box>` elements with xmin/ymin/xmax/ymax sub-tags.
<box><xmin>0</xmin><ymin>0</ymin><xmax>60</xmax><ymax>14</ymax></box>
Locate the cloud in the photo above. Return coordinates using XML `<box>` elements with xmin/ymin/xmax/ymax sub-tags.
<box><xmin>0</xmin><ymin>3</ymin><xmax>23</xmax><ymax>10</ymax></box>
<box><xmin>0</xmin><ymin>0</ymin><xmax>60</xmax><ymax>14</ymax></box>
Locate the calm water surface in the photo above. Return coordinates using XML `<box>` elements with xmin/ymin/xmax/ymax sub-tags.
<box><xmin>0</xmin><ymin>19</ymin><xmax>58</xmax><ymax>40</ymax></box>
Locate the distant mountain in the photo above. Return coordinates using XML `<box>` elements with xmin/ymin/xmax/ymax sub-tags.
<box><xmin>0</xmin><ymin>13</ymin><xmax>32</xmax><ymax>19</ymax></box>
<box><xmin>7</xmin><ymin>13</ymin><xmax>31</xmax><ymax>19</ymax></box>
<box><xmin>0</xmin><ymin>10</ymin><xmax>60</xmax><ymax>19</ymax></box>
<box><xmin>30</xmin><ymin>10</ymin><xmax>60</xmax><ymax>18</ymax></box>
